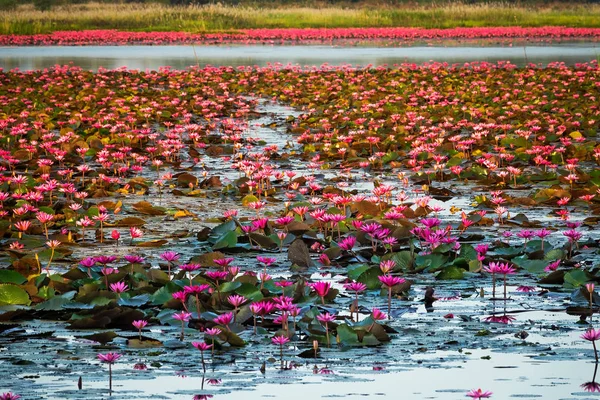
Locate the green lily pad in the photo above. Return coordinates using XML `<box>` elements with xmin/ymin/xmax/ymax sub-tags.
<box><xmin>0</xmin><ymin>284</ymin><xmax>31</xmax><ymax>306</ymax></box>
<box><xmin>213</xmin><ymin>231</ymin><xmax>238</xmax><ymax>250</ymax></box>
<box><xmin>234</xmin><ymin>283</ymin><xmax>264</xmax><ymax>301</ymax></box>
<box><xmin>356</xmin><ymin>267</ymin><xmax>383</xmax><ymax>290</ymax></box>
<box><xmin>222</xmin><ymin>329</ymin><xmax>245</xmax><ymax>347</ymax></box>
<box><xmin>436</xmin><ymin>266</ymin><xmax>464</xmax><ymax>280</ymax></box>
<box><xmin>564</xmin><ymin>269</ymin><xmax>592</xmax><ymax>289</ymax></box>
<box><xmin>0</xmin><ymin>270</ymin><xmax>27</xmax><ymax>285</ymax></box>
<box><xmin>211</xmin><ymin>220</ymin><xmax>237</xmax><ymax>237</ymax></box>
<box><xmin>219</xmin><ymin>281</ymin><xmax>242</xmax><ymax>293</ymax></box>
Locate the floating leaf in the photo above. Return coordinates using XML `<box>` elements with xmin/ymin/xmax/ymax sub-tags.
<box><xmin>35</xmin><ymin>291</ymin><xmax>76</xmax><ymax>311</ymax></box>
<box><xmin>0</xmin><ymin>284</ymin><xmax>30</xmax><ymax>306</ymax></box>
<box><xmin>248</xmin><ymin>233</ymin><xmax>277</xmax><ymax>250</ymax></box>
<box><xmin>133</xmin><ymin>201</ymin><xmax>166</xmax><ymax>216</ymax></box>
<box><xmin>388</xmin><ymin>251</ymin><xmax>414</xmax><ymax>272</ymax></box>
<box><xmin>213</xmin><ymin>231</ymin><xmax>238</xmax><ymax>250</ymax></box>
<box><xmin>357</xmin><ymin>267</ymin><xmax>383</xmax><ymax>290</ymax></box>
<box><xmin>0</xmin><ymin>270</ymin><xmax>27</xmax><ymax>285</ymax></box>
<box><xmin>118</xmin><ymin>294</ymin><xmax>151</xmax><ymax>307</ymax></box>
<box><xmin>348</xmin><ymin>264</ymin><xmax>370</xmax><ymax>281</ymax></box>
<box><xmin>564</xmin><ymin>269</ymin><xmax>592</xmax><ymax>289</ymax></box>
<box><xmin>81</xmin><ymin>331</ymin><xmax>117</xmax><ymax>344</ymax></box>
<box><xmin>221</xmin><ymin>329</ymin><xmax>245</xmax><ymax>347</ymax></box>
<box><xmin>176</xmin><ymin>172</ymin><xmax>198</xmax><ymax>187</ymax></box>
<box><xmin>136</xmin><ymin>239</ymin><xmax>168</xmax><ymax>248</ymax></box>
<box><xmin>128</xmin><ymin>338</ymin><xmax>163</xmax><ymax>348</ymax></box>
<box><xmin>113</xmin><ymin>217</ymin><xmax>147</xmax><ymax>227</ymax></box>
<box><xmin>512</xmin><ymin>255</ymin><xmax>547</xmax><ymax>274</ymax></box>
<box><xmin>288</xmin><ymin>239</ymin><xmax>312</xmax><ymax>268</ymax></box>
<box><xmin>151</xmin><ymin>282</ymin><xmax>182</xmax><ymax>305</ymax></box>
<box><xmin>241</xmin><ymin>194</ymin><xmax>259</xmax><ymax>207</ymax></box>
<box><xmin>235</xmin><ymin>283</ymin><xmax>264</xmax><ymax>301</ymax></box>
<box><xmin>544</xmin><ymin>249</ymin><xmax>564</xmax><ymax>261</ymax></box>
<box><xmin>416</xmin><ymin>253</ymin><xmax>448</xmax><ymax>272</ymax></box>
<box><xmin>436</xmin><ymin>266</ymin><xmax>464</xmax><ymax>280</ymax></box>
<box><xmin>219</xmin><ymin>281</ymin><xmax>242</xmax><ymax>293</ymax></box>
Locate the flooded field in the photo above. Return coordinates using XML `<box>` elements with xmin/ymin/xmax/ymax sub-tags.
<box><xmin>0</xmin><ymin>54</ymin><xmax>599</xmax><ymax>399</ymax></box>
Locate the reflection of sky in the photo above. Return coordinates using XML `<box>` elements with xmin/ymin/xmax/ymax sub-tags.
<box><xmin>0</xmin><ymin>44</ymin><xmax>598</xmax><ymax>70</ymax></box>
<box><xmin>30</xmin><ymin>351</ymin><xmax>598</xmax><ymax>399</ymax></box>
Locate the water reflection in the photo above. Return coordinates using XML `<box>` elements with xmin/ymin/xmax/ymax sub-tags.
<box><xmin>0</xmin><ymin>44</ymin><xmax>598</xmax><ymax>70</ymax></box>
<box><xmin>582</xmin><ymin>363</ymin><xmax>600</xmax><ymax>392</ymax></box>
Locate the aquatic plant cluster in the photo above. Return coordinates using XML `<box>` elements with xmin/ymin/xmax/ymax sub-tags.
<box><xmin>1</xmin><ymin>26</ymin><xmax>600</xmax><ymax>46</ymax></box>
<box><xmin>0</xmin><ymin>61</ymin><xmax>599</xmax><ymax>397</ymax></box>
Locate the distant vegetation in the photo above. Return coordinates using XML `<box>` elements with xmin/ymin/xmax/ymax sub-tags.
<box><xmin>1</xmin><ymin>1</ymin><xmax>599</xmax><ymax>35</ymax></box>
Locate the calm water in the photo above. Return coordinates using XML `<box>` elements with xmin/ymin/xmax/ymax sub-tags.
<box><xmin>0</xmin><ymin>44</ymin><xmax>599</xmax><ymax>70</ymax></box>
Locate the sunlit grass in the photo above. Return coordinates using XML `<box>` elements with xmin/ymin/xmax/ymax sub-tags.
<box><xmin>1</xmin><ymin>2</ymin><xmax>599</xmax><ymax>35</ymax></box>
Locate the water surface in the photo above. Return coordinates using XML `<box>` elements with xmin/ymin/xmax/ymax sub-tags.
<box><xmin>0</xmin><ymin>44</ymin><xmax>598</xmax><ymax>70</ymax></box>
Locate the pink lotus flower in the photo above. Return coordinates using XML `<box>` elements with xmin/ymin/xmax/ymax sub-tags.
<box><xmin>173</xmin><ymin>311</ymin><xmax>192</xmax><ymax>341</ymax></box>
<box><xmin>372</xmin><ymin>307</ymin><xmax>387</xmax><ymax>321</ymax></box>
<box><xmin>310</xmin><ymin>281</ymin><xmax>331</xmax><ymax>304</ymax></box>
<box><xmin>213</xmin><ymin>312</ymin><xmax>234</xmax><ymax>330</ymax></box>
<box><xmin>205</xmin><ymin>327</ymin><xmax>222</xmax><ymax>337</ymax></box>
<box><xmin>4</xmin><ymin>27</ymin><xmax>600</xmax><ymax>47</ymax></box>
<box><xmin>378</xmin><ymin>275</ymin><xmax>405</xmax><ymax>288</ymax></box>
<box><xmin>110</xmin><ymin>281</ymin><xmax>128</xmax><ymax>295</ymax></box>
<box><xmin>98</xmin><ymin>352</ymin><xmax>121</xmax><ymax>364</ymax></box>
<box><xmin>160</xmin><ymin>251</ymin><xmax>180</xmax><ymax>262</ymax></box>
<box><xmin>338</xmin><ymin>236</ymin><xmax>356</xmax><ymax>251</ymax></box>
<box><xmin>228</xmin><ymin>294</ymin><xmax>247</xmax><ymax>308</ymax></box>
<box><xmin>132</xmin><ymin>320</ymin><xmax>148</xmax><ymax>330</ymax></box>
<box><xmin>466</xmin><ymin>388</ymin><xmax>492</xmax><ymax>399</ymax></box>
<box><xmin>271</xmin><ymin>335</ymin><xmax>290</xmax><ymax>346</ymax></box>
<box><xmin>0</xmin><ymin>393</ymin><xmax>20</xmax><ymax>400</ymax></box>
<box><xmin>132</xmin><ymin>319</ymin><xmax>148</xmax><ymax>340</ymax></box>
<box><xmin>129</xmin><ymin>226</ymin><xmax>143</xmax><ymax>244</ymax></box>
<box><xmin>257</xmin><ymin>256</ymin><xmax>276</xmax><ymax>266</ymax></box>
<box><xmin>214</xmin><ymin>257</ymin><xmax>234</xmax><ymax>268</ymax></box>
<box><xmin>582</xmin><ymin>328</ymin><xmax>600</xmax><ymax>343</ymax></box>
<box><xmin>123</xmin><ymin>255</ymin><xmax>144</xmax><ymax>264</ymax></box>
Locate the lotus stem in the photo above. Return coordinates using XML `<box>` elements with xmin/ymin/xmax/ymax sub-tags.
<box><xmin>387</xmin><ymin>287</ymin><xmax>392</xmax><ymax>320</ymax></box>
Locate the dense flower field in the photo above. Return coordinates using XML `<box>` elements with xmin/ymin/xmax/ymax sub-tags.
<box><xmin>0</xmin><ymin>61</ymin><xmax>599</xmax><ymax>398</ymax></box>
<box><xmin>1</xmin><ymin>26</ymin><xmax>600</xmax><ymax>46</ymax></box>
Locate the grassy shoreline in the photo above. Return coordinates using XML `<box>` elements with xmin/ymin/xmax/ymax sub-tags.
<box><xmin>1</xmin><ymin>2</ymin><xmax>600</xmax><ymax>35</ymax></box>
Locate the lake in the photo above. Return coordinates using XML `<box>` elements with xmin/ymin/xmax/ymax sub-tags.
<box><xmin>0</xmin><ymin>43</ymin><xmax>599</xmax><ymax>70</ymax></box>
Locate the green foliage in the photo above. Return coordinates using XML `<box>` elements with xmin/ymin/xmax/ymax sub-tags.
<box><xmin>0</xmin><ymin>270</ymin><xmax>27</xmax><ymax>285</ymax></box>
<box><xmin>0</xmin><ymin>284</ymin><xmax>31</xmax><ymax>306</ymax></box>
<box><xmin>0</xmin><ymin>0</ymin><xmax>18</xmax><ymax>10</ymax></box>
